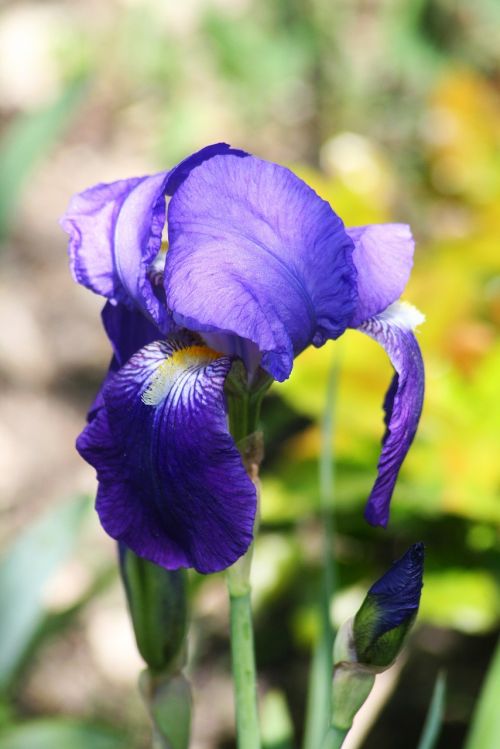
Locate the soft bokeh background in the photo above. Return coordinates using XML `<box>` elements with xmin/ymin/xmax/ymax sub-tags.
<box><xmin>0</xmin><ymin>1</ymin><xmax>499</xmax><ymax>748</ymax></box>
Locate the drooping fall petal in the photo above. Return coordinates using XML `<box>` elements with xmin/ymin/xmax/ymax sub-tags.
<box><xmin>78</xmin><ymin>334</ymin><xmax>256</xmax><ymax>573</ymax></box>
<box><xmin>358</xmin><ymin>302</ymin><xmax>425</xmax><ymax>527</ymax></box>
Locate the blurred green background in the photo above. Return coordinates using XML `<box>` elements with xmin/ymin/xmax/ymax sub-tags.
<box><xmin>0</xmin><ymin>1</ymin><xmax>498</xmax><ymax>748</ymax></box>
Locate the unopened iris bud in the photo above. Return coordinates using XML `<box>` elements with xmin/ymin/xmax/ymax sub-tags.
<box><xmin>353</xmin><ymin>542</ymin><xmax>424</xmax><ymax>668</ymax></box>
<box><xmin>119</xmin><ymin>544</ymin><xmax>188</xmax><ymax>673</ymax></box>
<box><xmin>331</xmin><ymin>544</ymin><xmax>424</xmax><ymax>736</ymax></box>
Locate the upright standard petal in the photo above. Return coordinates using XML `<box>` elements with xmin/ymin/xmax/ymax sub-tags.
<box><xmin>77</xmin><ymin>334</ymin><xmax>256</xmax><ymax>573</ymax></box>
<box><xmin>61</xmin><ymin>173</ymin><xmax>169</xmax><ymax>325</ymax></box>
<box><xmin>166</xmin><ymin>152</ymin><xmax>357</xmax><ymax>382</ymax></box>
<box><xmin>358</xmin><ymin>302</ymin><xmax>425</xmax><ymax>527</ymax></box>
<box><xmin>348</xmin><ymin>224</ymin><xmax>414</xmax><ymax>327</ymax></box>
<box><xmin>60</xmin><ymin>144</ymin><xmax>240</xmax><ymax>328</ymax></box>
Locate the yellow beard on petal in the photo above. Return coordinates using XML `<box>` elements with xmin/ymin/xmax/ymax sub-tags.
<box><xmin>142</xmin><ymin>345</ymin><xmax>221</xmax><ymax>406</ymax></box>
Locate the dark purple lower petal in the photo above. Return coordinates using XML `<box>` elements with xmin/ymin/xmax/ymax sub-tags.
<box><xmin>77</xmin><ymin>334</ymin><xmax>256</xmax><ymax>573</ymax></box>
<box><xmin>358</xmin><ymin>302</ymin><xmax>425</xmax><ymax>527</ymax></box>
<box><xmin>86</xmin><ymin>302</ymin><xmax>163</xmax><ymax>422</ymax></box>
<box><xmin>101</xmin><ymin>301</ymin><xmax>162</xmax><ymax>367</ymax></box>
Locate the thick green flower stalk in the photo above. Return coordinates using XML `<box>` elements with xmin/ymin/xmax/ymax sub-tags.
<box><xmin>226</xmin><ymin>364</ymin><xmax>270</xmax><ymax>749</ymax></box>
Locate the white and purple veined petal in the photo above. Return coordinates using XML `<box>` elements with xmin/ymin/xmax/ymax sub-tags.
<box><xmin>86</xmin><ymin>301</ymin><xmax>163</xmax><ymax>422</ymax></box>
<box><xmin>60</xmin><ymin>144</ymin><xmax>242</xmax><ymax>330</ymax></box>
<box><xmin>165</xmin><ymin>152</ymin><xmax>358</xmax><ymax>382</ymax></box>
<box><xmin>77</xmin><ymin>333</ymin><xmax>256</xmax><ymax>573</ymax></box>
<box><xmin>358</xmin><ymin>302</ymin><xmax>425</xmax><ymax>527</ymax></box>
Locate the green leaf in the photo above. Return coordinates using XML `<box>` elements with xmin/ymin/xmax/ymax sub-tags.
<box><xmin>0</xmin><ymin>719</ymin><xmax>125</xmax><ymax>749</ymax></box>
<box><xmin>0</xmin><ymin>78</ymin><xmax>87</xmax><ymax>239</ymax></box>
<box><xmin>303</xmin><ymin>349</ymin><xmax>340</xmax><ymax>749</ymax></box>
<box><xmin>0</xmin><ymin>496</ymin><xmax>89</xmax><ymax>690</ymax></box>
<box><xmin>416</xmin><ymin>672</ymin><xmax>446</xmax><ymax>749</ymax></box>
<box><xmin>465</xmin><ymin>638</ymin><xmax>500</xmax><ymax>749</ymax></box>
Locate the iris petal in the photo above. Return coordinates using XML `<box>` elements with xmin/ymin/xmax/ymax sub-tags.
<box><xmin>77</xmin><ymin>334</ymin><xmax>256</xmax><ymax>573</ymax></box>
<box><xmin>60</xmin><ymin>144</ymin><xmax>241</xmax><ymax>328</ymax></box>
<box><xmin>101</xmin><ymin>301</ymin><xmax>161</xmax><ymax>367</ymax></box>
<box><xmin>166</xmin><ymin>152</ymin><xmax>357</xmax><ymax>381</ymax></box>
<box><xmin>348</xmin><ymin>224</ymin><xmax>414</xmax><ymax>327</ymax></box>
<box><xmin>86</xmin><ymin>302</ymin><xmax>162</xmax><ymax>422</ymax></box>
<box><xmin>359</xmin><ymin>302</ymin><xmax>425</xmax><ymax>527</ymax></box>
<box><xmin>62</xmin><ymin>173</ymin><xmax>168</xmax><ymax>325</ymax></box>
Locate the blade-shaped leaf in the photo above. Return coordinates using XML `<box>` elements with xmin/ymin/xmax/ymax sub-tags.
<box><xmin>0</xmin><ymin>719</ymin><xmax>125</xmax><ymax>749</ymax></box>
<box><xmin>416</xmin><ymin>672</ymin><xmax>446</xmax><ymax>749</ymax></box>
<box><xmin>465</xmin><ymin>638</ymin><xmax>500</xmax><ymax>749</ymax></box>
<box><xmin>0</xmin><ymin>496</ymin><xmax>89</xmax><ymax>689</ymax></box>
<box><xmin>0</xmin><ymin>78</ymin><xmax>87</xmax><ymax>239</ymax></box>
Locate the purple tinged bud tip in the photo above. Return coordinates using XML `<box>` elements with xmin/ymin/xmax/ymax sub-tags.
<box><xmin>353</xmin><ymin>543</ymin><xmax>424</xmax><ymax>667</ymax></box>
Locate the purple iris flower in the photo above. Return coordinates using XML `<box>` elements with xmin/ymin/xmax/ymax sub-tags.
<box><xmin>61</xmin><ymin>143</ymin><xmax>424</xmax><ymax>574</ymax></box>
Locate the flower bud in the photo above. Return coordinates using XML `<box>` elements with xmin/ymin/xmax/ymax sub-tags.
<box><xmin>119</xmin><ymin>544</ymin><xmax>188</xmax><ymax>673</ymax></box>
<box><xmin>353</xmin><ymin>542</ymin><xmax>424</xmax><ymax>668</ymax></box>
<box><xmin>331</xmin><ymin>544</ymin><xmax>424</xmax><ymax>733</ymax></box>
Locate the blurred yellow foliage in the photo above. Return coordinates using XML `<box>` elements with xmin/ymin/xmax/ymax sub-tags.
<box><xmin>269</xmin><ymin>72</ymin><xmax>500</xmax><ymax>534</ymax></box>
<box><xmin>426</xmin><ymin>69</ymin><xmax>500</xmax><ymax>204</ymax></box>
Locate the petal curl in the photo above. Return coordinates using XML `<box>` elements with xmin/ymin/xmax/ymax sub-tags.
<box><xmin>359</xmin><ymin>302</ymin><xmax>425</xmax><ymax>527</ymax></box>
<box><xmin>60</xmin><ymin>144</ymin><xmax>241</xmax><ymax>328</ymax></box>
<box><xmin>348</xmin><ymin>224</ymin><xmax>414</xmax><ymax>327</ymax></box>
<box><xmin>61</xmin><ymin>173</ymin><xmax>168</xmax><ymax>325</ymax></box>
<box><xmin>77</xmin><ymin>334</ymin><xmax>256</xmax><ymax>573</ymax></box>
<box><xmin>165</xmin><ymin>153</ymin><xmax>357</xmax><ymax>381</ymax></box>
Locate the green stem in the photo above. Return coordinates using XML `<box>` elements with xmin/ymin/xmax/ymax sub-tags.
<box><xmin>225</xmin><ymin>366</ymin><xmax>270</xmax><ymax>749</ymax></box>
<box><xmin>303</xmin><ymin>347</ymin><xmax>341</xmax><ymax>749</ymax></box>
<box><xmin>321</xmin><ymin>726</ymin><xmax>348</xmax><ymax>749</ymax></box>
<box><xmin>228</xmin><ymin>586</ymin><xmax>261</xmax><ymax>749</ymax></box>
<box><xmin>226</xmin><ymin>375</ymin><xmax>271</xmax><ymax>443</ymax></box>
